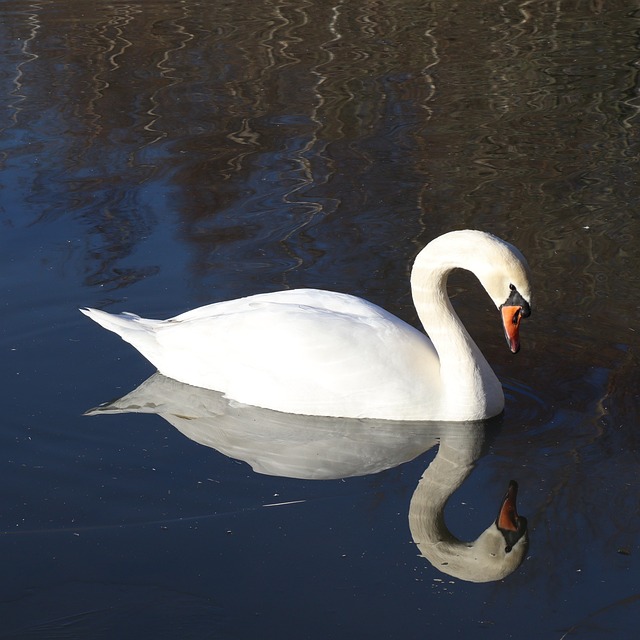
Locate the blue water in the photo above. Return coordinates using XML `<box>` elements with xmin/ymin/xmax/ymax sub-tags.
<box><xmin>2</xmin><ymin>1</ymin><xmax>640</xmax><ymax>638</ymax></box>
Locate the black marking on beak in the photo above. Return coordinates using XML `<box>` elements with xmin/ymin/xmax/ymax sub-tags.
<box><xmin>503</xmin><ymin>285</ymin><xmax>531</xmax><ymax>317</ymax></box>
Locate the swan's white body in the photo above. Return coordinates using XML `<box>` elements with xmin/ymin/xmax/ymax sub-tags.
<box><xmin>81</xmin><ymin>230</ymin><xmax>532</xmax><ymax>421</ymax></box>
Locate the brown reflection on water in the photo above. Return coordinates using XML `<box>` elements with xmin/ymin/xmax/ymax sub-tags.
<box><xmin>3</xmin><ymin>8</ymin><xmax>639</xmax><ymax>351</ymax></box>
<box><xmin>2</xmin><ymin>0</ymin><xmax>443</xmax><ymax>293</ymax></box>
<box><xmin>5</xmin><ymin>2</ymin><xmax>639</xmax><ymax>303</ymax></box>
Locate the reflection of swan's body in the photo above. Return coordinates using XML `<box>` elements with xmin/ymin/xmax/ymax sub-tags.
<box><xmin>81</xmin><ymin>229</ymin><xmax>532</xmax><ymax>421</ymax></box>
<box><xmin>409</xmin><ymin>428</ymin><xmax>528</xmax><ymax>582</ymax></box>
<box><xmin>86</xmin><ymin>373</ymin><xmax>439</xmax><ymax>479</ymax></box>
<box><xmin>88</xmin><ymin>374</ymin><xmax>528</xmax><ymax>581</ymax></box>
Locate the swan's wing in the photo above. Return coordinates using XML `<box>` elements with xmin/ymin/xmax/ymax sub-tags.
<box><xmin>153</xmin><ymin>290</ymin><xmax>440</xmax><ymax>419</ymax></box>
<box><xmin>170</xmin><ymin>289</ymin><xmax>391</xmax><ymax>322</ymax></box>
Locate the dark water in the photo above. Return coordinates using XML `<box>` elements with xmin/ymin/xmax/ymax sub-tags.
<box><xmin>2</xmin><ymin>0</ymin><xmax>640</xmax><ymax>637</ymax></box>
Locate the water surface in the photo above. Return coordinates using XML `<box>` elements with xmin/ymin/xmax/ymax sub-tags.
<box><xmin>1</xmin><ymin>1</ymin><xmax>640</xmax><ymax>638</ymax></box>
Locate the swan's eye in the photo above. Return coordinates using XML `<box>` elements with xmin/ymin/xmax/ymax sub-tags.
<box><xmin>505</xmin><ymin>545</ymin><xmax>513</xmax><ymax>553</ymax></box>
<box><xmin>509</xmin><ymin>283</ymin><xmax>515</xmax><ymax>291</ymax></box>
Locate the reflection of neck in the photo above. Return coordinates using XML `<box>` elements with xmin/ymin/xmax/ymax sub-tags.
<box><xmin>409</xmin><ymin>434</ymin><xmax>483</xmax><ymax>547</ymax></box>
<box><xmin>409</xmin><ymin>442</ymin><xmax>476</xmax><ymax>547</ymax></box>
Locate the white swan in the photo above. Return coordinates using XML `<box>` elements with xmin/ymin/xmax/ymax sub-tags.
<box><xmin>80</xmin><ymin>230</ymin><xmax>532</xmax><ymax>421</ymax></box>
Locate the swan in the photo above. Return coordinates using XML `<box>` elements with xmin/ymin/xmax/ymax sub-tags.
<box><xmin>408</xmin><ymin>428</ymin><xmax>528</xmax><ymax>582</ymax></box>
<box><xmin>80</xmin><ymin>230</ymin><xmax>532</xmax><ymax>421</ymax></box>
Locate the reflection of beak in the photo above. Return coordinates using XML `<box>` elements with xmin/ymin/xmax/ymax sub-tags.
<box><xmin>501</xmin><ymin>305</ymin><xmax>523</xmax><ymax>353</ymax></box>
<box><xmin>496</xmin><ymin>480</ymin><xmax>528</xmax><ymax>553</ymax></box>
<box><xmin>497</xmin><ymin>480</ymin><xmax>520</xmax><ymax>532</ymax></box>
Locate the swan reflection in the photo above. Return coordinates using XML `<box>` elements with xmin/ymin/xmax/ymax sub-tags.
<box><xmin>86</xmin><ymin>373</ymin><xmax>438</xmax><ymax>479</ymax></box>
<box><xmin>409</xmin><ymin>425</ymin><xmax>528</xmax><ymax>583</ymax></box>
<box><xmin>87</xmin><ymin>374</ymin><xmax>528</xmax><ymax>581</ymax></box>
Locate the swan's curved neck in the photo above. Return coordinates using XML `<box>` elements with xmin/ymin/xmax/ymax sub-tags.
<box><xmin>410</xmin><ymin>247</ymin><xmax>503</xmax><ymax>420</ymax></box>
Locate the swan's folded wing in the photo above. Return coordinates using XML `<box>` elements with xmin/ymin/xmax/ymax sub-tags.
<box><xmin>153</xmin><ymin>296</ymin><xmax>440</xmax><ymax>419</ymax></box>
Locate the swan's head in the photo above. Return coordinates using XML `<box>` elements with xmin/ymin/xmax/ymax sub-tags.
<box><xmin>417</xmin><ymin>230</ymin><xmax>533</xmax><ymax>354</ymax></box>
<box><xmin>466</xmin><ymin>232</ymin><xmax>532</xmax><ymax>354</ymax></box>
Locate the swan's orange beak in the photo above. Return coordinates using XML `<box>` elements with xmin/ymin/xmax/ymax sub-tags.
<box><xmin>501</xmin><ymin>305</ymin><xmax>524</xmax><ymax>354</ymax></box>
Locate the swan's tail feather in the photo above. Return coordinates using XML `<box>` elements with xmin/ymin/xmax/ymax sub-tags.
<box><xmin>80</xmin><ymin>307</ymin><xmax>163</xmax><ymax>367</ymax></box>
<box><xmin>80</xmin><ymin>307</ymin><xmax>156</xmax><ymax>334</ymax></box>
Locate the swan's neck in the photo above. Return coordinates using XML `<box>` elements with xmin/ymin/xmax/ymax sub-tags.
<box><xmin>411</xmin><ymin>253</ymin><xmax>503</xmax><ymax>420</ymax></box>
